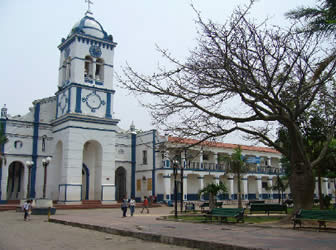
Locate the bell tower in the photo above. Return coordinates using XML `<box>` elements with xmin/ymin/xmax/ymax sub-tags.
<box><xmin>55</xmin><ymin>5</ymin><xmax>117</xmax><ymax>120</ymax></box>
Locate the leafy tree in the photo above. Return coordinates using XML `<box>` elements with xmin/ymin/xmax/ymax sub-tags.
<box><xmin>222</xmin><ymin>146</ymin><xmax>249</xmax><ymax>209</ymax></box>
<box><xmin>120</xmin><ymin>1</ymin><xmax>336</xmax><ymax>210</ymax></box>
<box><xmin>199</xmin><ymin>182</ymin><xmax>227</xmax><ymax>210</ymax></box>
<box><xmin>286</xmin><ymin>0</ymin><xmax>336</xmax><ymax>38</ymax></box>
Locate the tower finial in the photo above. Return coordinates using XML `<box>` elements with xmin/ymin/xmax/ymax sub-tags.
<box><xmin>85</xmin><ymin>0</ymin><xmax>93</xmax><ymax>15</ymax></box>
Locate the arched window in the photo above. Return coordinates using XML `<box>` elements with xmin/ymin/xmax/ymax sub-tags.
<box><xmin>95</xmin><ymin>58</ymin><xmax>104</xmax><ymax>81</ymax></box>
<box><xmin>84</xmin><ymin>56</ymin><xmax>93</xmax><ymax>79</ymax></box>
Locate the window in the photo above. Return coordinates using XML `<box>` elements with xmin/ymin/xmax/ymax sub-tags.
<box><xmin>142</xmin><ymin>150</ymin><xmax>147</xmax><ymax>165</ymax></box>
<box><xmin>84</xmin><ymin>56</ymin><xmax>93</xmax><ymax>79</ymax></box>
<box><xmin>203</xmin><ymin>154</ymin><xmax>209</xmax><ymax>161</ymax></box>
<box><xmin>262</xmin><ymin>182</ymin><xmax>268</xmax><ymax>189</ymax></box>
<box><xmin>95</xmin><ymin>58</ymin><xmax>104</xmax><ymax>81</ymax></box>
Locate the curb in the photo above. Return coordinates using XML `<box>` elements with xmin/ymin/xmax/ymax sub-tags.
<box><xmin>48</xmin><ymin>218</ymin><xmax>264</xmax><ymax>250</ymax></box>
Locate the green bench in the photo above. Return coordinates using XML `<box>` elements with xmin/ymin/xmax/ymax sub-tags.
<box><xmin>204</xmin><ymin>208</ymin><xmax>245</xmax><ymax>223</ymax></box>
<box><xmin>250</xmin><ymin>204</ymin><xmax>287</xmax><ymax>215</ymax></box>
<box><xmin>184</xmin><ymin>202</ymin><xmax>195</xmax><ymax>212</ymax></box>
<box><xmin>246</xmin><ymin>200</ymin><xmax>265</xmax><ymax>208</ymax></box>
<box><xmin>293</xmin><ymin>209</ymin><xmax>336</xmax><ymax>230</ymax></box>
<box><xmin>199</xmin><ymin>202</ymin><xmax>223</xmax><ymax>212</ymax></box>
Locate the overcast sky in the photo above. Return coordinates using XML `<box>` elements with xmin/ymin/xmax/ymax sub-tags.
<box><xmin>0</xmin><ymin>0</ymin><xmax>316</xmax><ymax>143</ymax></box>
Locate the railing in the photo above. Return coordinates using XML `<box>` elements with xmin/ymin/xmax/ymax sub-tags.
<box><xmin>160</xmin><ymin>161</ymin><xmax>284</xmax><ymax>174</ymax></box>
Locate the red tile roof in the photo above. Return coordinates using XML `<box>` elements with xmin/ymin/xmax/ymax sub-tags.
<box><xmin>168</xmin><ymin>136</ymin><xmax>280</xmax><ymax>154</ymax></box>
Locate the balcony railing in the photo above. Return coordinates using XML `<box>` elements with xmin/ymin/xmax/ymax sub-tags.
<box><xmin>160</xmin><ymin>160</ymin><xmax>284</xmax><ymax>175</ymax></box>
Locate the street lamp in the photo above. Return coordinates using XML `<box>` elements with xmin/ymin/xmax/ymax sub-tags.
<box><xmin>26</xmin><ymin>161</ymin><xmax>34</xmax><ymax>198</ymax></box>
<box><xmin>42</xmin><ymin>157</ymin><xmax>52</xmax><ymax>199</ymax></box>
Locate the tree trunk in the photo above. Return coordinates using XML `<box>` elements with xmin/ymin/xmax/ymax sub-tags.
<box><xmin>209</xmin><ymin>193</ymin><xmax>215</xmax><ymax>210</ymax></box>
<box><xmin>277</xmin><ymin>175</ymin><xmax>281</xmax><ymax>204</ymax></box>
<box><xmin>237</xmin><ymin>172</ymin><xmax>242</xmax><ymax>208</ymax></box>
<box><xmin>288</xmin><ymin>125</ymin><xmax>314</xmax><ymax>211</ymax></box>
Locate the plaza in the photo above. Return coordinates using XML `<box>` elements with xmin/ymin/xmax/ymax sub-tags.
<box><xmin>1</xmin><ymin>206</ymin><xmax>336</xmax><ymax>249</ymax></box>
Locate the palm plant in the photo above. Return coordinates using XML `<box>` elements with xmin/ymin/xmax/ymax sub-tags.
<box><xmin>272</xmin><ymin>175</ymin><xmax>289</xmax><ymax>204</ymax></box>
<box><xmin>223</xmin><ymin>146</ymin><xmax>249</xmax><ymax>209</ymax></box>
<box><xmin>199</xmin><ymin>182</ymin><xmax>227</xmax><ymax>210</ymax></box>
<box><xmin>286</xmin><ymin>0</ymin><xmax>336</xmax><ymax>37</ymax></box>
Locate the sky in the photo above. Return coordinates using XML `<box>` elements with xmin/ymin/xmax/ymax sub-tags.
<box><xmin>0</xmin><ymin>0</ymin><xmax>316</xmax><ymax>144</ymax></box>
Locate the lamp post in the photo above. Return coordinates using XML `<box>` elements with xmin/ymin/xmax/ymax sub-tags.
<box><xmin>173</xmin><ymin>160</ymin><xmax>178</xmax><ymax>218</ymax></box>
<box><xmin>180</xmin><ymin>151</ymin><xmax>186</xmax><ymax>213</ymax></box>
<box><xmin>26</xmin><ymin>161</ymin><xmax>34</xmax><ymax>198</ymax></box>
<box><xmin>42</xmin><ymin>157</ymin><xmax>52</xmax><ymax>199</ymax></box>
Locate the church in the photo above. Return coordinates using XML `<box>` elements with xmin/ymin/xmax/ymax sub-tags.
<box><xmin>0</xmin><ymin>6</ymin><xmax>334</xmax><ymax>205</ymax></box>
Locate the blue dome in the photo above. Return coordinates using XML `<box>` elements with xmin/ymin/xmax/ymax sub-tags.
<box><xmin>70</xmin><ymin>13</ymin><xmax>113</xmax><ymax>42</ymax></box>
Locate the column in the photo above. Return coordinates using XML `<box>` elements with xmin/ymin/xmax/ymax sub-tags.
<box><xmin>323</xmin><ymin>178</ymin><xmax>329</xmax><ymax>196</ymax></box>
<box><xmin>215</xmin><ymin>153</ymin><xmax>219</xmax><ymax>170</ymax></box>
<box><xmin>242</xmin><ymin>176</ymin><xmax>248</xmax><ymax>200</ymax></box>
<box><xmin>228</xmin><ymin>175</ymin><xmax>234</xmax><ymax>200</ymax></box>
<box><xmin>256</xmin><ymin>177</ymin><xmax>262</xmax><ymax>200</ymax></box>
<box><xmin>181</xmin><ymin>151</ymin><xmax>186</xmax><ymax>168</ymax></box>
<box><xmin>267</xmin><ymin>178</ymin><xmax>273</xmax><ymax>200</ymax></box>
<box><xmin>163</xmin><ymin>175</ymin><xmax>171</xmax><ymax>201</ymax></box>
<box><xmin>183</xmin><ymin>176</ymin><xmax>188</xmax><ymax>200</ymax></box>
<box><xmin>215</xmin><ymin>176</ymin><xmax>220</xmax><ymax>185</ymax></box>
<box><xmin>315</xmin><ymin>178</ymin><xmax>319</xmax><ymax>198</ymax></box>
<box><xmin>198</xmin><ymin>176</ymin><xmax>204</xmax><ymax>200</ymax></box>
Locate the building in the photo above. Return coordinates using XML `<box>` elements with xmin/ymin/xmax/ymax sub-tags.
<box><xmin>0</xmin><ymin>8</ymin><xmax>334</xmax><ymax>205</ymax></box>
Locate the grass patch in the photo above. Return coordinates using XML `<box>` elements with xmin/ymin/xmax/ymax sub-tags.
<box><xmin>166</xmin><ymin>214</ymin><xmax>283</xmax><ymax>224</ymax></box>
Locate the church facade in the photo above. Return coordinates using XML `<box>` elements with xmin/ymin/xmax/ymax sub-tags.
<box><xmin>0</xmin><ymin>10</ymin><xmax>334</xmax><ymax>204</ymax></box>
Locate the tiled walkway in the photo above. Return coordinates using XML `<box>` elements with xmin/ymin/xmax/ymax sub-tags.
<box><xmin>49</xmin><ymin>207</ymin><xmax>336</xmax><ymax>250</ymax></box>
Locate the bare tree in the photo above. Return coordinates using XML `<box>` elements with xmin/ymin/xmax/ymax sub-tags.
<box><xmin>119</xmin><ymin>1</ymin><xmax>336</xmax><ymax>210</ymax></box>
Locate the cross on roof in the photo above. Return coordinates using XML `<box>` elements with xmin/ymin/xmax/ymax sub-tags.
<box><xmin>85</xmin><ymin>0</ymin><xmax>93</xmax><ymax>14</ymax></box>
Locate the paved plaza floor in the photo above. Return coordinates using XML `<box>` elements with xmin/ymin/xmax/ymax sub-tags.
<box><xmin>2</xmin><ymin>206</ymin><xmax>336</xmax><ymax>249</ymax></box>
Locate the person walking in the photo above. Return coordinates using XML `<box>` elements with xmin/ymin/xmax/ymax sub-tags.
<box><xmin>121</xmin><ymin>196</ymin><xmax>128</xmax><ymax>217</ymax></box>
<box><xmin>129</xmin><ymin>197</ymin><xmax>136</xmax><ymax>216</ymax></box>
<box><xmin>141</xmin><ymin>196</ymin><xmax>149</xmax><ymax>214</ymax></box>
<box><xmin>23</xmin><ymin>200</ymin><xmax>29</xmax><ymax>221</ymax></box>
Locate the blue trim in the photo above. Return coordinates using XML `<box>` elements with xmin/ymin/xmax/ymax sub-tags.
<box><xmin>82</xmin><ymin>164</ymin><xmax>89</xmax><ymax>200</ymax></box>
<box><xmin>53</xmin><ymin>114</ymin><xmax>119</xmax><ymax>127</ymax></box>
<box><xmin>152</xmin><ymin>130</ymin><xmax>156</xmax><ymax>196</ymax></box>
<box><xmin>56</xmin><ymin>94</ymin><xmax>59</xmax><ymax>119</ymax></box>
<box><xmin>248</xmin><ymin>194</ymin><xmax>257</xmax><ymax>200</ymax></box>
<box><xmin>31</xmin><ymin>103</ymin><xmax>40</xmax><ymax>198</ymax></box>
<box><xmin>187</xmin><ymin>194</ymin><xmax>199</xmax><ymax>201</ymax></box>
<box><xmin>131</xmin><ymin>133</ymin><xmax>136</xmax><ymax>198</ymax></box>
<box><xmin>105</xmin><ymin>93</ymin><xmax>112</xmax><ymax>119</ymax></box>
<box><xmin>0</xmin><ymin>119</ymin><xmax>6</xmax><ymax>200</ymax></box>
<box><xmin>75</xmin><ymin>87</ymin><xmax>82</xmax><ymax>113</ymax></box>
<box><xmin>53</xmin><ymin>125</ymin><xmax>118</xmax><ymax>134</ymax></box>
<box><xmin>59</xmin><ymin>32</ymin><xmax>117</xmax><ymax>52</ymax></box>
<box><xmin>56</xmin><ymin>82</ymin><xmax>116</xmax><ymax>94</ymax></box>
<box><xmin>67</xmin><ymin>88</ymin><xmax>71</xmax><ymax>113</ymax></box>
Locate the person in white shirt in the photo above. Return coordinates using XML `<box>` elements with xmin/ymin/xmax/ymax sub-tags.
<box><xmin>129</xmin><ymin>197</ymin><xmax>136</xmax><ymax>216</ymax></box>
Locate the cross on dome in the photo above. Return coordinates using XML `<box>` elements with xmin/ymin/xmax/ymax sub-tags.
<box><xmin>85</xmin><ymin>0</ymin><xmax>93</xmax><ymax>15</ymax></box>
